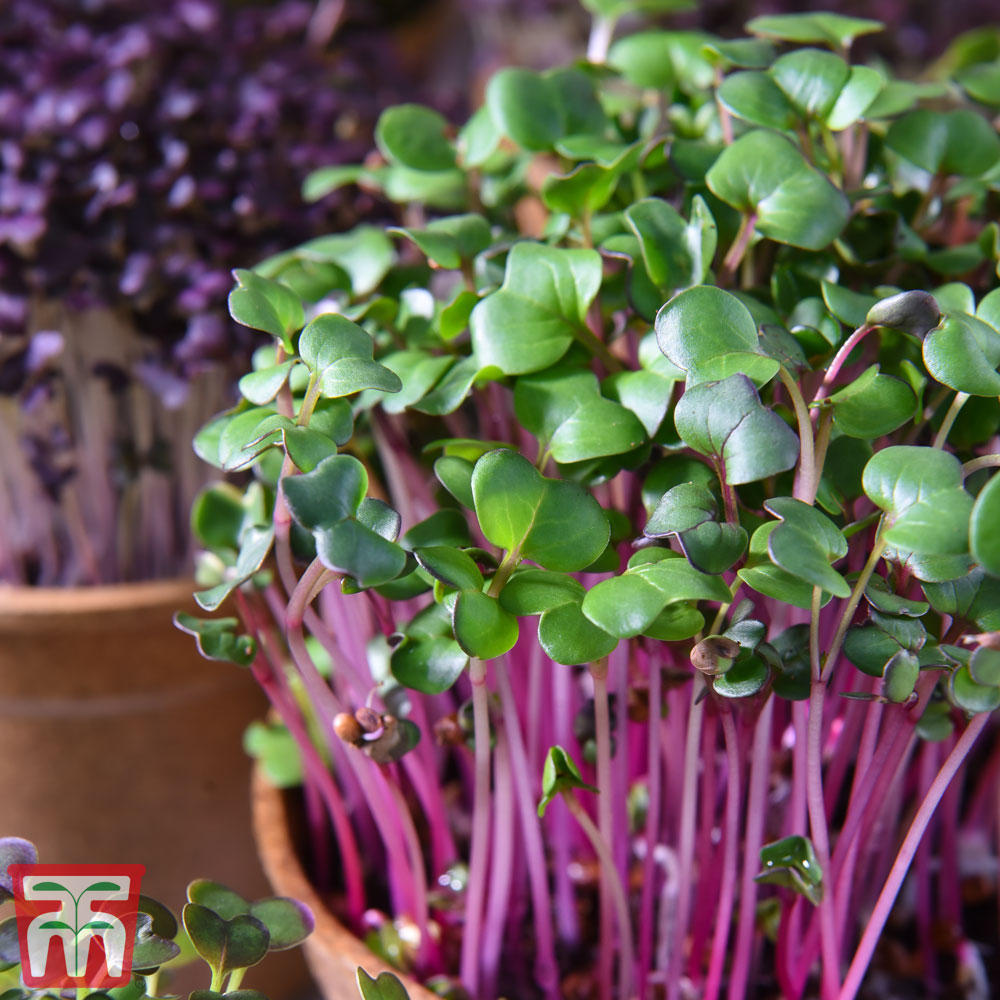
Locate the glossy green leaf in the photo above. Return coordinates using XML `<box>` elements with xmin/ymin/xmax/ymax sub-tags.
<box><xmin>229</xmin><ymin>270</ymin><xmax>303</xmax><ymax>344</ymax></box>
<box><xmin>486</xmin><ymin>66</ymin><xmax>604</xmax><ymax>152</ymax></box>
<box><xmin>538</xmin><ymin>599</ymin><xmax>618</xmax><ymax>665</ymax></box>
<box><xmin>497</xmin><ymin>569</ymin><xmax>584</xmax><ymax>615</ymax></box>
<box><xmin>282</xmin><ymin>455</ymin><xmax>366</xmax><ymax>531</ymax></box>
<box><xmin>864</xmin><ymin>575</ymin><xmax>929</xmax><ymax>616</ymax></box>
<box><xmin>706</xmin><ymin>130</ymin><xmax>849</xmax><ymax>250</ymax></box>
<box><xmin>514</xmin><ymin>367</ymin><xmax>646</xmax><ymax>463</ymax></box>
<box><xmin>299</xmin><ymin>314</ymin><xmax>402</xmax><ymax>398</ymax></box>
<box><xmin>739</xmin><ymin>522</ymin><xmax>835</xmax><ymax>611</ymax></box>
<box><xmin>655</xmin><ymin>286</ymin><xmax>777</xmax><ymax>387</ymax></box>
<box><xmin>315</xmin><ymin>519</ymin><xmax>408</xmax><ymax>589</ymax></box>
<box><xmin>713</xmin><ymin>654</ymin><xmax>769</xmax><ymax>698</ymax></box>
<box><xmin>644</xmin><ymin>482</ymin><xmax>716</xmax><ymax>536</ymax></box>
<box><xmin>471</xmin><ymin>449</ymin><xmax>609</xmax><ymax>570</ymax></box>
<box><xmin>375</xmin><ymin>104</ymin><xmax>455</xmax><ymax>172</ymax></box>
<box><xmin>623</xmin><ymin>197</ymin><xmax>714</xmax><ymax>297</ymax></box>
<box><xmin>825</xmin><ymin>366</ymin><xmax>916</xmax><ymax>438</ymax></box>
<box><xmin>582</xmin><ymin>552</ymin><xmax>731</xmax><ymax>638</ymax></box>
<box><xmin>755</xmin><ymin>835</ymin><xmax>823</xmax><ymax>905</ymax></box>
<box><xmin>434</xmin><ymin>456</ymin><xmax>475</xmax><ymax>509</ymax></box>
<box><xmin>390</xmin><ymin>637</ymin><xmax>468</xmax><ymax>694</ymax></box>
<box><xmin>883</xmin><ymin>649</ymin><xmax>920</xmax><ymax>702</ymax></box>
<box><xmin>826</xmin><ymin>66</ymin><xmax>884</xmax><ymax>129</ymax></box>
<box><xmin>764</xmin><ymin>497</ymin><xmax>850</xmax><ymax>598</ymax></box>
<box><xmin>452</xmin><ymin>590</ymin><xmax>519</xmax><ymax>659</ymax></box>
<box><xmin>356</xmin><ymin>968</ymin><xmax>412</xmax><ymax>1000</ymax></box>
<box><xmin>718</xmin><ymin>71</ymin><xmax>796</xmax><ymax>130</ymax></box>
<box><xmin>389</xmin><ymin>214</ymin><xmax>491</xmax><ymax>270</ymax></box>
<box><xmin>414</xmin><ymin>546</ymin><xmax>484</xmax><ymax>592</ymax></box>
<box><xmin>195</xmin><ymin>525</ymin><xmax>274</xmax><ymax>612</ymax></box>
<box><xmin>863</xmin><ymin>447</ymin><xmax>973</xmax><ymax>556</ymax></box>
<box><xmin>173</xmin><ymin>613</ymin><xmax>256</xmax><ymax>667</ymax></box>
<box><xmin>770</xmin><ymin>48</ymin><xmax>850</xmax><ymax>120</ymax></box>
<box><xmin>607</xmin><ymin>31</ymin><xmax>677</xmax><ymax>89</ymax></box>
<box><xmin>886</xmin><ymin>109</ymin><xmax>1000</xmax><ymax>177</ymax></box>
<box><xmin>470</xmin><ymin>243</ymin><xmax>602</xmax><ymax>375</ymax></box>
<box><xmin>537</xmin><ymin>745</ymin><xmax>597</xmax><ymax>818</ymax></box>
<box><xmin>238</xmin><ymin>361</ymin><xmax>299</xmax><ymax>406</ymax></box>
<box><xmin>674</xmin><ymin>374</ymin><xmax>800</xmax><ymax>484</ymax></box>
<box><xmin>923</xmin><ymin>314</ymin><xmax>1000</xmax><ymax>396</ymax></box>
<box><xmin>183</xmin><ymin>905</ymin><xmax>269</xmax><ymax>976</ymax></box>
<box><xmin>746</xmin><ymin>12</ymin><xmax>883</xmax><ymax>50</ymax></box>
<box><xmin>951</xmin><ymin>665</ymin><xmax>1000</xmax><ymax>714</ymax></box>
<box><xmin>971</xmin><ymin>472</ymin><xmax>1000</xmax><ymax>575</ymax></box>
<box><xmin>970</xmin><ymin>645</ymin><xmax>1000</xmax><ymax>686</ymax></box>
<box><xmin>957</xmin><ymin>60</ymin><xmax>1000</xmax><ymax>106</ymax></box>
<box><xmin>292</xmin><ymin>226</ymin><xmax>395</xmax><ymax>298</ymax></box>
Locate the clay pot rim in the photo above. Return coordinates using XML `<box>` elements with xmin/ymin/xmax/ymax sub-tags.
<box><xmin>251</xmin><ymin>768</ymin><xmax>437</xmax><ymax>1000</ymax></box>
<box><xmin>0</xmin><ymin>579</ymin><xmax>199</xmax><ymax>632</ymax></box>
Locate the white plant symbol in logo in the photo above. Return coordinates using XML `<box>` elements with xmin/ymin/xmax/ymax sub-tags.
<box><xmin>22</xmin><ymin>874</ymin><xmax>130</xmax><ymax>979</ymax></box>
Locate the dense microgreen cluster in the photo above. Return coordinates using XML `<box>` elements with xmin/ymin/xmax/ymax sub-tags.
<box><xmin>0</xmin><ymin>837</ymin><xmax>312</xmax><ymax>1000</ymax></box>
<box><xmin>186</xmin><ymin>6</ymin><xmax>1000</xmax><ymax>999</ymax></box>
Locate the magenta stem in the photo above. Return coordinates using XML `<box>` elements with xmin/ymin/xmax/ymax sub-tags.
<box><xmin>703</xmin><ymin>706</ymin><xmax>742</xmax><ymax>1000</ymax></box>
<box><xmin>839</xmin><ymin>712</ymin><xmax>990</xmax><ymax>1000</ymax></box>
<box><xmin>728</xmin><ymin>696</ymin><xmax>774</xmax><ymax>1000</ymax></box>
<box><xmin>591</xmin><ymin>659</ymin><xmax>616</xmax><ymax>1000</ymax></box>
<box><xmin>496</xmin><ymin>660</ymin><xmax>561</xmax><ymax>998</ymax></box>
<box><xmin>638</xmin><ymin>652</ymin><xmax>663</xmax><ymax>999</ymax></box>
<box><xmin>665</xmin><ymin>675</ymin><xmax>704</xmax><ymax>1000</ymax></box>
<box><xmin>459</xmin><ymin>658</ymin><xmax>492</xmax><ymax>994</ymax></box>
<box><xmin>480</xmin><ymin>721</ymin><xmax>515</xmax><ymax>996</ymax></box>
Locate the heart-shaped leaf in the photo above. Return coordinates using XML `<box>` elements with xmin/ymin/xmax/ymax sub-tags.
<box><xmin>470</xmin><ymin>243</ymin><xmax>602</xmax><ymax>375</ymax></box>
<box><xmin>389</xmin><ymin>214</ymin><xmax>491</xmax><ymax>270</ymax></box>
<box><xmin>471</xmin><ymin>449</ymin><xmax>609</xmax><ymax>570</ymax></box>
<box><xmin>283</xmin><ymin>455</ymin><xmax>368</xmax><ymax>531</ymax></box>
<box><xmin>486</xmin><ymin>67</ymin><xmax>604</xmax><ymax>152</ymax></box>
<box><xmin>248</xmin><ymin>898</ymin><xmax>314</xmax><ymax>951</ymax></box>
<box><xmin>299</xmin><ymin>315</ymin><xmax>402</xmax><ymax>398</ymax></box>
<box><xmin>755</xmin><ymin>835</ymin><xmax>823</xmax><ymax>905</ymax></box>
<box><xmin>886</xmin><ymin>109</ymin><xmax>1000</xmax><ymax>177</ymax></box>
<box><xmin>823</xmin><ymin>366</ymin><xmax>916</xmax><ymax>438</ymax></box>
<box><xmin>183</xmin><ymin>905</ymin><xmax>269</xmax><ymax>976</ymax></box>
<box><xmin>713</xmin><ymin>654</ymin><xmax>769</xmax><ymax>698</ymax></box>
<box><xmin>623</xmin><ymin>197</ymin><xmax>716</xmax><ymax>294</ymax></box>
<box><xmin>746</xmin><ymin>11</ymin><xmax>882</xmax><ymax>50</ymax></box>
<box><xmin>582</xmin><ymin>549</ymin><xmax>731</xmax><ymax>638</ymax></box>
<box><xmin>706</xmin><ymin>130</ymin><xmax>850</xmax><ymax>250</ymax></box>
<box><xmin>863</xmin><ymin>447</ymin><xmax>973</xmax><ymax>557</ymax></box>
<box><xmin>514</xmin><ymin>367</ymin><xmax>647</xmax><ymax>463</ymax></box>
<box><xmin>922</xmin><ymin>314</ymin><xmax>1000</xmax><ymax>396</ymax></box>
<box><xmin>739</xmin><ymin>522</ymin><xmax>837</xmax><ymax>611</ymax></box>
<box><xmin>951</xmin><ymin>665</ymin><xmax>1000</xmax><ymax>714</ymax></box>
<box><xmin>770</xmin><ymin>48</ymin><xmax>850</xmax><ymax>120</ymax></box>
<box><xmin>764</xmin><ymin>497</ymin><xmax>850</xmax><ymax>598</ymax></box>
<box><xmin>674</xmin><ymin>374</ymin><xmax>800</xmax><ymax>485</ymax></box>
<box><xmin>357</xmin><ymin>968</ymin><xmax>412</xmax><ymax>1000</ymax></box>
<box><xmin>229</xmin><ymin>270</ymin><xmax>303</xmax><ymax>346</ymax></box>
<box><xmin>655</xmin><ymin>286</ymin><xmax>778</xmax><ymax>386</ymax></box>
<box><xmin>375</xmin><ymin>104</ymin><xmax>455</xmax><ymax>172</ymax></box>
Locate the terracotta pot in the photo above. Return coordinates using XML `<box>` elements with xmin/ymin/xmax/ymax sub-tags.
<box><xmin>252</xmin><ymin>769</ymin><xmax>437</xmax><ymax>1000</ymax></box>
<box><xmin>0</xmin><ymin>580</ymin><xmax>270</xmax><ymax>906</ymax></box>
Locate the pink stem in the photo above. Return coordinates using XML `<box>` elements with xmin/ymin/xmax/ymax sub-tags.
<box><xmin>665</xmin><ymin>676</ymin><xmax>704</xmax><ymax>1000</ymax></box>
<box><xmin>728</xmin><ymin>696</ymin><xmax>774</xmax><ymax>1000</ymax></box>
<box><xmin>839</xmin><ymin>713</ymin><xmax>990</xmax><ymax>1000</ymax></box>
<box><xmin>703</xmin><ymin>707</ymin><xmax>742</xmax><ymax>1000</ymax></box>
